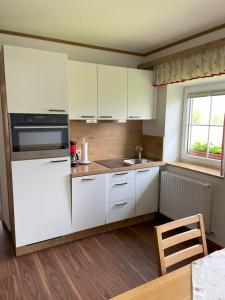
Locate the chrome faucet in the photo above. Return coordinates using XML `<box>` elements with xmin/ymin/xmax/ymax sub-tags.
<box><xmin>136</xmin><ymin>145</ymin><xmax>143</xmax><ymax>160</ymax></box>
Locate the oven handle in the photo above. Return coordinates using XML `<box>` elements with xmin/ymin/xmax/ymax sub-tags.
<box><xmin>13</xmin><ymin>126</ymin><xmax>68</xmax><ymax>129</ymax></box>
<box><xmin>48</xmin><ymin>109</ymin><xmax>66</xmax><ymax>112</ymax></box>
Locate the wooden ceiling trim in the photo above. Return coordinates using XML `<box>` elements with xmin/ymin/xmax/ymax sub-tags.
<box><xmin>0</xmin><ymin>29</ymin><xmax>145</xmax><ymax>57</ymax></box>
<box><xmin>138</xmin><ymin>37</ymin><xmax>225</xmax><ymax>69</ymax></box>
<box><xmin>1</xmin><ymin>22</ymin><xmax>225</xmax><ymax>59</ymax></box>
<box><xmin>144</xmin><ymin>22</ymin><xmax>225</xmax><ymax>56</ymax></box>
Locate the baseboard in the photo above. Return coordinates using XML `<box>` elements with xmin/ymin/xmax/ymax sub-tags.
<box><xmin>15</xmin><ymin>212</ymin><xmax>156</xmax><ymax>256</ymax></box>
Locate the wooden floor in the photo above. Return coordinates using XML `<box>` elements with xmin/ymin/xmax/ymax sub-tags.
<box><xmin>0</xmin><ymin>220</ymin><xmax>160</xmax><ymax>300</ymax></box>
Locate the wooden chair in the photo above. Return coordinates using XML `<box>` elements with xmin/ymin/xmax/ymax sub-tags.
<box><xmin>154</xmin><ymin>214</ymin><xmax>208</xmax><ymax>276</ymax></box>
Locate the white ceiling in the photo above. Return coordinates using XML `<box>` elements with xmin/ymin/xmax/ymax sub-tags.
<box><xmin>1</xmin><ymin>0</ymin><xmax>225</xmax><ymax>53</ymax></box>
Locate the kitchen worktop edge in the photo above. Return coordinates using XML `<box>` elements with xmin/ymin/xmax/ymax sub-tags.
<box><xmin>71</xmin><ymin>161</ymin><xmax>166</xmax><ymax>178</ymax></box>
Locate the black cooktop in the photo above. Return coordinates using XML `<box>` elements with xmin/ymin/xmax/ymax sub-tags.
<box><xmin>95</xmin><ymin>158</ymin><xmax>130</xmax><ymax>169</ymax></box>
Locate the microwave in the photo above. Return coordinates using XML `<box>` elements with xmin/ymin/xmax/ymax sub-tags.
<box><xmin>10</xmin><ymin>113</ymin><xmax>69</xmax><ymax>161</ymax></box>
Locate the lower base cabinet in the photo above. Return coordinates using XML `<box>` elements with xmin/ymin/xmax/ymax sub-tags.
<box><xmin>72</xmin><ymin>174</ymin><xmax>106</xmax><ymax>232</ymax></box>
<box><xmin>12</xmin><ymin>157</ymin><xmax>71</xmax><ymax>247</ymax></box>
<box><xmin>72</xmin><ymin>168</ymin><xmax>159</xmax><ymax>230</ymax></box>
<box><xmin>135</xmin><ymin>167</ymin><xmax>159</xmax><ymax>216</ymax></box>
<box><xmin>106</xmin><ymin>171</ymin><xmax>135</xmax><ymax>224</ymax></box>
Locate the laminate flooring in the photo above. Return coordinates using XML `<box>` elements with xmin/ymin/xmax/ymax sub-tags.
<box><xmin>0</xmin><ymin>217</ymin><xmax>215</xmax><ymax>300</ymax></box>
<box><xmin>0</xmin><ymin>221</ymin><xmax>159</xmax><ymax>300</ymax></box>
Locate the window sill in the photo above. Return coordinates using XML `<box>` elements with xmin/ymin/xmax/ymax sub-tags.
<box><xmin>167</xmin><ymin>161</ymin><xmax>224</xmax><ymax>179</ymax></box>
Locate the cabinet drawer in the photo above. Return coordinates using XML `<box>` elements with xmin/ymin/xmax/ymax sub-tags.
<box><xmin>106</xmin><ymin>198</ymin><xmax>135</xmax><ymax>224</ymax></box>
<box><xmin>107</xmin><ymin>179</ymin><xmax>135</xmax><ymax>203</ymax></box>
<box><xmin>107</xmin><ymin>170</ymin><xmax>135</xmax><ymax>182</ymax></box>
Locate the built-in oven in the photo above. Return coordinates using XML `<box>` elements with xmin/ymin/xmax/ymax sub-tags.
<box><xmin>10</xmin><ymin>113</ymin><xmax>69</xmax><ymax>161</ymax></box>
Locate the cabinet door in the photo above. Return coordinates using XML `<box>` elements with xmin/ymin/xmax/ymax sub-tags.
<box><xmin>12</xmin><ymin>157</ymin><xmax>71</xmax><ymax>247</ymax></box>
<box><xmin>128</xmin><ymin>69</ymin><xmax>154</xmax><ymax>120</ymax></box>
<box><xmin>98</xmin><ymin>65</ymin><xmax>127</xmax><ymax>120</ymax></box>
<box><xmin>68</xmin><ymin>61</ymin><xmax>97</xmax><ymax>120</ymax></box>
<box><xmin>4</xmin><ymin>45</ymin><xmax>68</xmax><ymax>114</ymax></box>
<box><xmin>135</xmin><ymin>167</ymin><xmax>159</xmax><ymax>216</ymax></box>
<box><xmin>72</xmin><ymin>174</ymin><xmax>106</xmax><ymax>232</ymax></box>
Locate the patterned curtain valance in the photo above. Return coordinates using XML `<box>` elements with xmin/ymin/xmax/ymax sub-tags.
<box><xmin>154</xmin><ymin>45</ymin><xmax>225</xmax><ymax>86</ymax></box>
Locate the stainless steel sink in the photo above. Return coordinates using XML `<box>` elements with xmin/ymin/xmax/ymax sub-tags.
<box><xmin>123</xmin><ymin>158</ymin><xmax>153</xmax><ymax>165</ymax></box>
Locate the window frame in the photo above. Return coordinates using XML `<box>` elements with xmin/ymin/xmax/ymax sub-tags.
<box><xmin>181</xmin><ymin>89</ymin><xmax>225</xmax><ymax>169</ymax></box>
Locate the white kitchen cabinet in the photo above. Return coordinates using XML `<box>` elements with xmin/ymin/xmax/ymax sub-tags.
<box><xmin>11</xmin><ymin>157</ymin><xmax>71</xmax><ymax>247</ymax></box>
<box><xmin>107</xmin><ymin>178</ymin><xmax>135</xmax><ymax>203</ymax></box>
<box><xmin>68</xmin><ymin>61</ymin><xmax>97</xmax><ymax>120</ymax></box>
<box><xmin>106</xmin><ymin>198</ymin><xmax>136</xmax><ymax>224</ymax></box>
<box><xmin>4</xmin><ymin>45</ymin><xmax>68</xmax><ymax>114</ymax></box>
<box><xmin>128</xmin><ymin>69</ymin><xmax>155</xmax><ymax>120</ymax></box>
<box><xmin>107</xmin><ymin>170</ymin><xmax>135</xmax><ymax>182</ymax></box>
<box><xmin>98</xmin><ymin>65</ymin><xmax>127</xmax><ymax>120</ymax></box>
<box><xmin>72</xmin><ymin>174</ymin><xmax>106</xmax><ymax>232</ymax></box>
<box><xmin>106</xmin><ymin>170</ymin><xmax>135</xmax><ymax>224</ymax></box>
<box><xmin>135</xmin><ymin>167</ymin><xmax>159</xmax><ymax>216</ymax></box>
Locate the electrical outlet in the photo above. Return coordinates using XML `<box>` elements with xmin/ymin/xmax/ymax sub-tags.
<box><xmin>77</xmin><ymin>149</ymin><xmax>82</xmax><ymax>157</ymax></box>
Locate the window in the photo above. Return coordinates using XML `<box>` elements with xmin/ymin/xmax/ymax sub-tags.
<box><xmin>182</xmin><ymin>91</ymin><xmax>225</xmax><ymax>168</ymax></box>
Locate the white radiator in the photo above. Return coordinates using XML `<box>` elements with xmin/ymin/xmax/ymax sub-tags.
<box><xmin>160</xmin><ymin>171</ymin><xmax>212</xmax><ymax>232</ymax></box>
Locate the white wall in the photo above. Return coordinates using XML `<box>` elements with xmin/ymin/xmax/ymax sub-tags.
<box><xmin>143</xmin><ymin>27</ymin><xmax>225</xmax><ymax>62</ymax></box>
<box><xmin>0</xmin><ymin>33</ymin><xmax>142</xmax><ymax>67</ymax></box>
<box><xmin>163</xmin><ymin>85</ymin><xmax>184</xmax><ymax>162</ymax></box>
<box><xmin>143</xmin><ymin>86</ymin><xmax>167</xmax><ymax>137</ymax></box>
<box><xmin>157</xmin><ymin>78</ymin><xmax>225</xmax><ymax>247</ymax></box>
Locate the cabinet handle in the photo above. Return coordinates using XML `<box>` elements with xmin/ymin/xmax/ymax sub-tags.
<box><xmin>82</xmin><ymin>178</ymin><xmax>96</xmax><ymax>181</ymax></box>
<box><xmin>129</xmin><ymin>116</ymin><xmax>140</xmax><ymax>119</ymax></box>
<box><xmin>113</xmin><ymin>202</ymin><xmax>127</xmax><ymax>208</ymax></box>
<box><xmin>81</xmin><ymin>116</ymin><xmax>95</xmax><ymax>118</ymax></box>
<box><xmin>137</xmin><ymin>169</ymin><xmax>150</xmax><ymax>173</ymax></box>
<box><xmin>50</xmin><ymin>159</ymin><xmax>68</xmax><ymax>163</ymax></box>
<box><xmin>48</xmin><ymin>109</ymin><xmax>66</xmax><ymax>112</ymax></box>
<box><xmin>113</xmin><ymin>172</ymin><xmax>128</xmax><ymax>176</ymax></box>
<box><xmin>99</xmin><ymin>116</ymin><xmax>113</xmax><ymax>118</ymax></box>
<box><xmin>113</xmin><ymin>182</ymin><xmax>128</xmax><ymax>187</ymax></box>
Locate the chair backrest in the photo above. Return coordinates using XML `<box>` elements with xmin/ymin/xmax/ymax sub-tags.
<box><xmin>154</xmin><ymin>214</ymin><xmax>208</xmax><ymax>276</ymax></box>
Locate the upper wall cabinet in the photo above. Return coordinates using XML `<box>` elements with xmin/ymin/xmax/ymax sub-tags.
<box><xmin>128</xmin><ymin>69</ymin><xmax>155</xmax><ymax>120</ymax></box>
<box><xmin>98</xmin><ymin>65</ymin><xmax>127</xmax><ymax>120</ymax></box>
<box><xmin>3</xmin><ymin>45</ymin><xmax>68</xmax><ymax>114</ymax></box>
<box><xmin>68</xmin><ymin>61</ymin><xmax>97</xmax><ymax>120</ymax></box>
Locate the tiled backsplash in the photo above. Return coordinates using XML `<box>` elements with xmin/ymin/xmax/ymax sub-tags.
<box><xmin>69</xmin><ymin>120</ymin><xmax>163</xmax><ymax>161</ymax></box>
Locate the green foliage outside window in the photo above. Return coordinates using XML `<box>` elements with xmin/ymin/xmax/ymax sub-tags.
<box><xmin>192</xmin><ymin>141</ymin><xmax>222</xmax><ymax>154</ymax></box>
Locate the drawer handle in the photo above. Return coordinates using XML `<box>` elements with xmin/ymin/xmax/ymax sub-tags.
<box><xmin>113</xmin><ymin>202</ymin><xmax>127</xmax><ymax>208</ymax></box>
<box><xmin>129</xmin><ymin>116</ymin><xmax>140</xmax><ymax>119</ymax></box>
<box><xmin>137</xmin><ymin>169</ymin><xmax>150</xmax><ymax>173</ymax></box>
<box><xmin>81</xmin><ymin>116</ymin><xmax>95</xmax><ymax>118</ymax></box>
<box><xmin>48</xmin><ymin>109</ymin><xmax>66</xmax><ymax>112</ymax></box>
<box><xmin>82</xmin><ymin>178</ymin><xmax>96</xmax><ymax>181</ymax></box>
<box><xmin>113</xmin><ymin>172</ymin><xmax>128</xmax><ymax>176</ymax></box>
<box><xmin>50</xmin><ymin>159</ymin><xmax>68</xmax><ymax>163</ymax></box>
<box><xmin>99</xmin><ymin>116</ymin><xmax>112</xmax><ymax>118</ymax></box>
<box><xmin>113</xmin><ymin>182</ymin><xmax>128</xmax><ymax>187</ymax></box>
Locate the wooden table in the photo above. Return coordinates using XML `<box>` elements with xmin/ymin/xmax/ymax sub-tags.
<box><xmin>111</xmin><ymin>265</ymin><xmax>191</xmax><ymax>300</ymax></box>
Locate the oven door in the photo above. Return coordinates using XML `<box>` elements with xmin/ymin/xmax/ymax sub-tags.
<box><xmin>11</xmin><ymin>126</ymin><xmax>69</xmax><ymax>160</ymax></box>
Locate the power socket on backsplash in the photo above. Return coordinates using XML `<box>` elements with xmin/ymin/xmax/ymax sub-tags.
<box><xmin>76</xmin><ymin>149</ymin><xmax>82</xmax><ymax>159</ymax></box>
